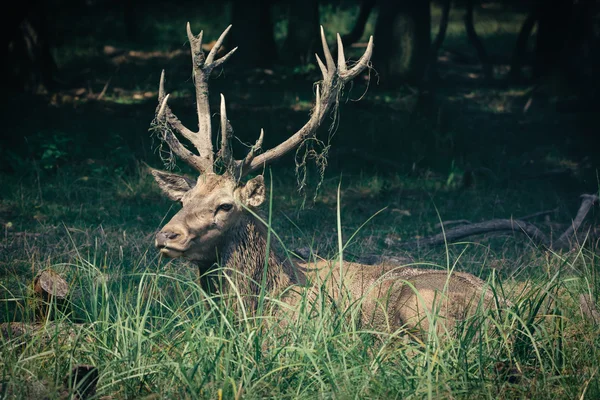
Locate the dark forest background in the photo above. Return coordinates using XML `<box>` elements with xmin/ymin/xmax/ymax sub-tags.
<box><xmin>2</xmin><ymin>0</ymin><xmax>599</xmax><ymax>176</ymax></box>
<box><xmin>1</xmin><ymin>0</ymin><xmax>599</xmax><ymax>259</ymax></box>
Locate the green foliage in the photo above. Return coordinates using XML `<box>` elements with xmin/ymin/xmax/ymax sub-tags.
<box><xmin>445</xmin><ymin>159</ymin><xmax>465</xmax><ymax>189</ymax></box>
<box><xmin>1</xmin><ymin>187</ymin><xmax>599</xmax><ymax>398</ymax></box>
<box><xmin>39</xmin><ymin>132</ymin><xmax>72</xmax><ymax>170</ymax></box>
<box><xmin>1</xmin><ymin>165</ymin><xmax>599</xmax><ymax>398</ymax></box>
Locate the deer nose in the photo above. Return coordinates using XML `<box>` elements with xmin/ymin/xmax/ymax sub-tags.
<box><xmin>155</xmin><ymin>230</ymin><xmax>184</xmax><ymax>248</ymax></box>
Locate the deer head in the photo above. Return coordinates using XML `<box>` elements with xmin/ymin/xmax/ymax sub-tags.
<box><xmin>151</xmin><ymin>24</ymin><xmax>373</xmax><ymax>268</ymax></box>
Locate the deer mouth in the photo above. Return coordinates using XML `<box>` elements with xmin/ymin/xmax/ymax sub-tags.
<box><xmin>156</xmin><ymin>234</ymin><xmax>193</xmax><ymax>258</ymax></box>
<box><xmin>158</xmin><ymin>246</ymin><xmax>186</xmax><ymax>258</ymax></box>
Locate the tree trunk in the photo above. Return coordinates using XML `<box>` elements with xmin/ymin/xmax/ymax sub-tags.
<box><xmin>428</xmin><ymin>0</ymin><xmax>451</xmax><ymax>81</ymax></box>
<box><xmin>508</xmin><ymin>11</ymin><xmax>537</xmax><ymax>82</ymax></box>
<box><xmin>230</xmin><ymin>0</ymin><xmax>277</xmax><ymax>68</ymax></box>
<box><xmin>282</xmin><ymin>0</ymin><xmax>320</xmax><ymax>64</ymax></box>
<box><xmin>532</xmin><ymin>0</ymin><xmax>572</xmax><ymax>80</ymax></box>
<box><xmin>4</xmin><ymin>1</ymin><xmax>57</xmax><ymax>93</ymax></box>
<box><xmin>531</xmin><ymin>0</ymin><xmax>599</xmax><ymax>109</ymax></box>
<box><xmin>464</xmin><ymin>0</ymin><xmax>493</xmax><ymax>81</ymax></box>
<box><xmin>341</xmin><ymin>0</ymin><xmax>376</xmax><ymax>46</ymax></box>
<box><xmin>372</xmin><ymin>0</ymin><xmax>431</xmax><ymax>85</ymax></box>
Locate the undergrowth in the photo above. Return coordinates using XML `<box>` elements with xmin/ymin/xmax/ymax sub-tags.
<box><xmin>1</xmin><ymin>169</ymin><xmax>599</xmax><ymax>399</ymax></box>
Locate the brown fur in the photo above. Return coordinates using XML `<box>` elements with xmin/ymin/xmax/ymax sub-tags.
<box><xmin>152</xmin><ymin>171</ymin><xmax>497</xmax><ymax>337</ymax></box>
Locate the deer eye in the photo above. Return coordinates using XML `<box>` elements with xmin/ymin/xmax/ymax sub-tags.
<box><xmin>217</xmin><ymin>203</ymin><xmax>233</xmax><ymax>212</ymax></box>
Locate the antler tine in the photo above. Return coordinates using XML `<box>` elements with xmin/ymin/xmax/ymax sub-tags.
<box><xmin>157</xmin><ymin>94</ymin><xmax>169</xmax><ymax>119</ymax></box>
<box><xmin>234</xmin><ymin>129</ymin><xmax>265</xmax><ymax>179</ymax></box>
<box><xmin>319</xmin><ymin>26</ymin><xmax>335</xmax><ymax>73</ymax></box>
<box><xmin>186</xmin><ymin>22</ymin><xmax>203</xmax><ymax>57</ymax></box>
<box><xmin>158</xmin><ymin>69</ymin><xmax>166</xmax><ymax>102</ymax></box>
<box><xmin>340</xmin><ymin>35</ymin><xmax>373</xmax><ymax>81</ymax></box>
<box><xmin>314</xmin><ymin>85</ymin><xmax>321</xmax><ymax>119</ymax></box>
<box><xmin>212</xmin><ymin>46</ymin><xmax>238</xmax><ymax>70</ymax></box>
<box><xmin>156</xmin><ymin>70</ymin><xmax>209</xmax><ymax>163</ymax></box>
<box><xmin>206</xmin><ymin>24</ymin><xmax>232</xmax><ymax>65</ymax></box>
<box><xmin>315</xmin><ymin>54</ymin><xmax>328</xmax><ymax>81</ymax></box>
<box><xmin>155</xmin><ymin>95</ymin><xmax>206</xmax><ymax>172</ymax></box>
<box><xmin>255</xmin><ymin>129</ymin><xmax>265</xmax><ymax>152</ymax></box>
<box><xmin>155</xmin><ymin>89</ymin><xmax>209</xmax><ymax>172</ymax></box>
<box><xmin>236</xmin><ymin>27</ymin><xmax>372</xmax><ymax>177</ymax></box>
<box><xmin>219</xmin><ymin>94</ymin><xmax>233</xmax><ymax>167</ymax></box>
<box><xmin>336</xmin><ymin>33</ymin><xmax>348</xmax><ymax>75</ymax></box>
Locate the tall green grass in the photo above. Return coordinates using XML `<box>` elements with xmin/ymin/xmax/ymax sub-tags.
<box><xmin>2</xmin><ymin>175</ymin><xmax>599</xmax><ymax>399</ymax></box>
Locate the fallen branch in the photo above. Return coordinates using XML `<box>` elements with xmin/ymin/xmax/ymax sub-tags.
<box><xmin>553</xmin><ymin>194</ymin><xmax>598</xmax><ymax>250</ymax></box>
<box><xmin>406</xmin><ymin>219</ymin><xmax>549</xmax><ymax>248</ymax></box>
<box><xmin>392</xmin><ymin>194</ymin><xmax>598</xmax><ymax>251</ymax></box>
<box><xmin>434</xmin><ymin>209</ymin><xmax>557</xmax><ymax>230</ymax></box>
<box><xmin>96</xmin><ymin>77</ymin><xmax>112</xmax><ymax>100</ymax></box>
<box><xmin>435</xmin><ymin>219</ymin><xmax>472</xmax><ymax>229</ymax></box>
<box><xmin>518</xmin><ymin>208</ymin><xmax>559</xmax><ymax>221</ymax></box>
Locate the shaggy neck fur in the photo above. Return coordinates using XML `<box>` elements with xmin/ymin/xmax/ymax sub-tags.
<box><xmin>198</xmin><ymin>213</ymin><xmax>305</xmax><ymax>306</ymax></box>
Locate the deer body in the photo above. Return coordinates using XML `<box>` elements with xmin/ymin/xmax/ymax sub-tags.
<box><xmin>153</xmin><ymin>172</ymin><xmax>493</xmax><ymax>335</ymax></box>
<box><xmin>149</xmin><ymin>25</ymin><xmax>495</xmax><ymax>337</ymax></box>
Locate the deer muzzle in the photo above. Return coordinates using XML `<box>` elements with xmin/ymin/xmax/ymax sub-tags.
<box><xmin>155</xmin><ymin>228</ymin><xmax>189</xmax><ymax>258</ymax></box>
<box><xmin>155</xmin><ymin>231</ymin><xmax>179</xmax><ymax>246</ymax></box>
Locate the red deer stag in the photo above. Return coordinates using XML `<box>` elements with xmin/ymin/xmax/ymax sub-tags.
<box><xmin>150</xmin><ymin>24</ymin><xmax>496</xmax><ymax>336</ymax></box>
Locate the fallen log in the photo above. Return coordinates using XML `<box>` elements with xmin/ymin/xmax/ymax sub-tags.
<box><xmin>392</xmin><ymin>194</ymin><xmax>598</xmax><ymax>251</ymax></box>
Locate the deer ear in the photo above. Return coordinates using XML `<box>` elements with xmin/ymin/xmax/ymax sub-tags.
<box><xmin>150</xmin><ymin>169</ymin><xmax>196</xmax><ymax>201</ymax></box>
<box><xmin>241</xmin><ymin>175</ymin><xmax>266</xmax><ymax>207</ymax></box>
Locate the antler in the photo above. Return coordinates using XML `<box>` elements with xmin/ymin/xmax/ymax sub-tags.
<box><xmin>231</xmin><ymin>27</ymin><xmax>373</xmax><ymax>178</ymax></box>
<box><xmin>154</xmin><ymin>24</ymin><xmax>373</xmax><ymax>179</ymax></box>
<box><xmin>155</xmin><ymin>24</ymin><xmax>237</xmax><ymax>174</ymax></box>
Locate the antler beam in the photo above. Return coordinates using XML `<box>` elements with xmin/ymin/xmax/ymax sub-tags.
<box><xmin>155</xmin><ymin>24</ymin><xmax>237</xmax><ymax>174</ymax></box>
<box><xmin>154</xmin><ymin>24</ymin><xmax>373</xmax><ymax>179</ymax></box>
<box><xmin>233</xmin><ymin>27</ymin><xmax>373</xmax><ymax>178</ymax></box>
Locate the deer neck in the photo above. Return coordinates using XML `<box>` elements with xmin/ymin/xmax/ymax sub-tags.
<box><xmin>200</xmin><ymin>213</ymin><xmax>304</xmax><ymax>299</ymax></box>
